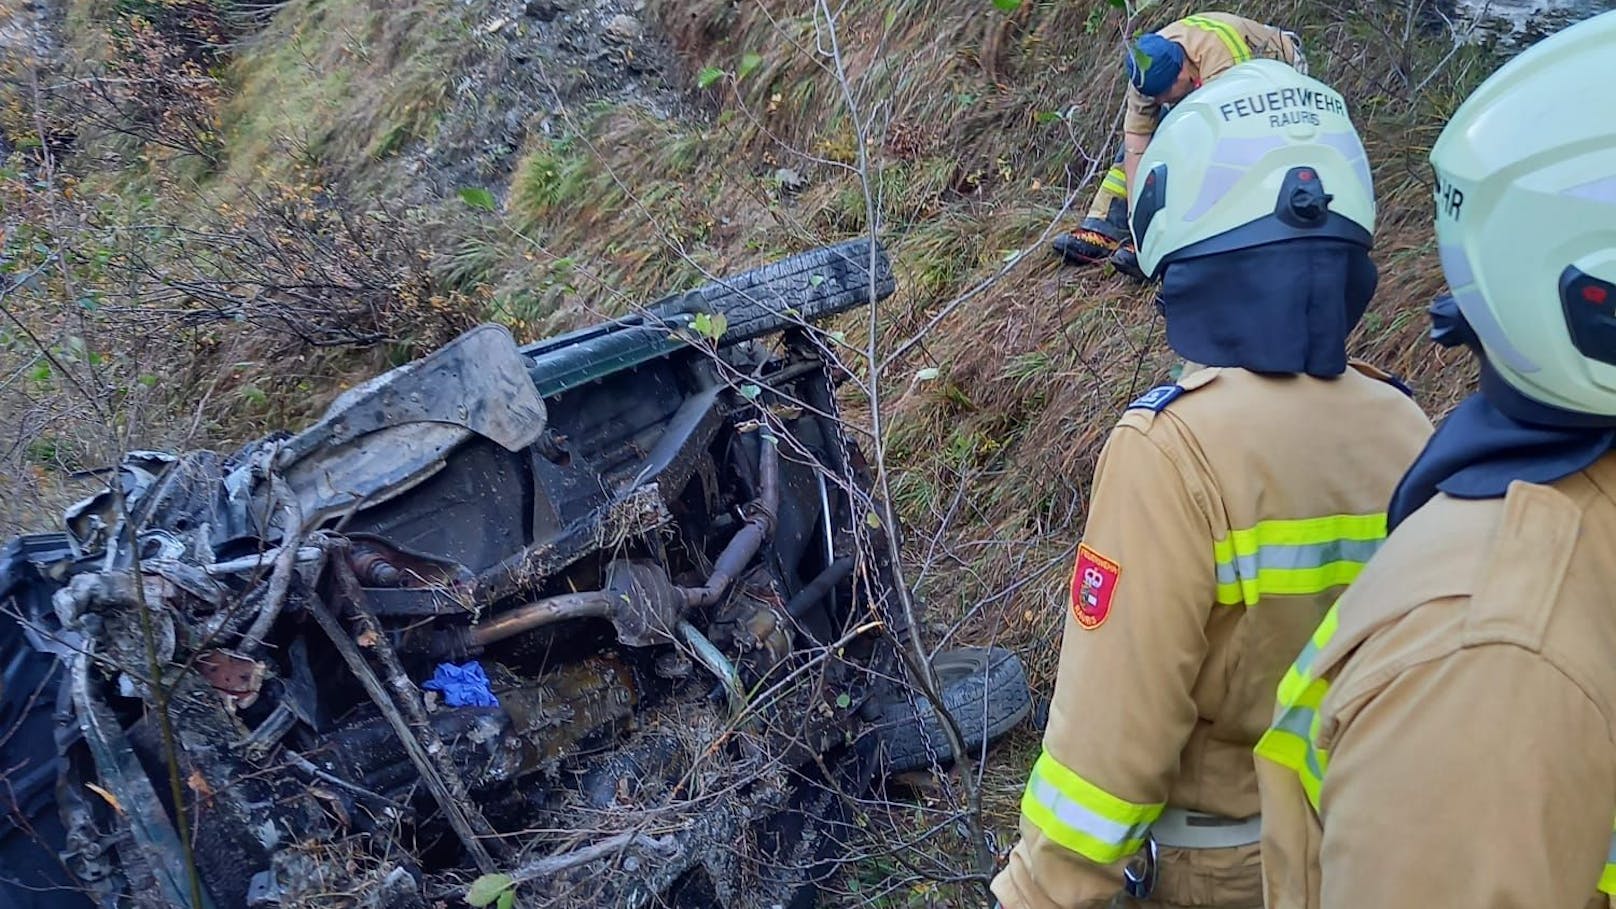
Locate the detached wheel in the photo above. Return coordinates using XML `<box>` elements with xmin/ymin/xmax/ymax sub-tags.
<box><xmin>870</xmin><ymin>646</ymin><xmax>1032</xmax><ymax>775</ymax></box>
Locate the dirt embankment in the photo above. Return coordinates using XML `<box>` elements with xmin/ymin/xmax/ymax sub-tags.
<box><xmin>391</xmin><ymin>0</ymin><xmax>692</xmax><ymax>204</ymax></box>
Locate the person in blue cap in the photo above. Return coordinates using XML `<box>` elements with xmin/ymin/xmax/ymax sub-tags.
<box><xmin>1053</xmin><ymin>11</ymin><xmax>1306</xmax><ymax>280</ymax></box>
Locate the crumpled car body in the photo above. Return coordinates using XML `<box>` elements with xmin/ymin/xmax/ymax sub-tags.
<box><xmin>0</xmin><ymin>239</ymin><xmax>1030</xmax><ymax>909</ymax></box>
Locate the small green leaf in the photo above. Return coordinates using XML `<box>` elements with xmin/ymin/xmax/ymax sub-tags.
<box><xmin>76</xmin><ymin>294</ymin><xmax>100</xmax><ymax>311</ymax></box>
<box><xmin>691</xmin><ymin>311</ymin><xmax>728</xmax><ymax>341</ymax></box>
<box><xmin>737</xmin><ymin>52</ymin><xmax>763</xmax><ymax>81</ymax></box>
<box><xmin>865</xmin><ymin>510</ymin><xmax>882</xmax><ymax>529</ymax></box>
<box><xmin>739</xmin><ymin>383</ymin><xmax>761</xmax><ymax>400</ymax></box>
<box><xmin>458</xmin><ymin>187</ymin><xmax>497</xmax><ymax>211</ymax></box>
<box><xmin>1131</xmin><ymin>45</ymin><xmax>1151</xmax><ymax>75</ymax></box>
<box><xmin>138</xmin><ymin>374</ymin><xmax>158</xmax><ymax>387</ymax></box>
<box><xmin>239</xmin><ymin>384</ymin><xmax>268</xmax><ymax>407</ymax></box>
<box><xmin>496</xmin><ymin>890</ymin><xmax>515</xmax><ymax>909</ymax></box>
<box><xmin>914</xmin><ymin>367</ymin><xmax>940</xmax><ymax>382</ymax></box>
<box><xmin>696</xmin><ymin>66</ymin><xmax>725</xmax><ymax>88</ymax></box>
<box><xmin>808</xmin><ymin>273</ymin><xmax>825</xmax><ymax>287</ymax></box>
<box><xmin>835</xmin><ymin>692</ymin><xmax>851</xmax><ymax>709</ymax></box>
<box><xmin>991</xmin><ymin>0</ymin><xmax>1021</xmax><ymax>11</ymax></box>
<box><xmin>1034</xmin><ymin>110</ymin><xmax>1062</xmax><ymax>124</ymax></box>
<box><xmin>466</xmin><ymin>873</ymin><xmax>514</xmax><ymax>908</ymax></box>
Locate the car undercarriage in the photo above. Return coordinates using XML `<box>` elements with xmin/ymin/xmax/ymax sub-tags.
<box><xmin>0</xmin><ymin>239</ymin><xmax>1030</xmax><ymax>909</ymax></box>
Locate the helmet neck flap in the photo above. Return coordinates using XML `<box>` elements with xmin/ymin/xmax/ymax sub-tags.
<box><xmin>1386</xmin><ymin>293</ymin><xmax>1616</xmax><ymax>529</ymax></box>
<box><xmin>1157</xmin><ymin>237</ymin><xmax>1378</xmax><ymax>378</ymax></box>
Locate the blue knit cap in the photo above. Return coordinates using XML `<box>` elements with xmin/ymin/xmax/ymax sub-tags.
<box><xmin>1126</xmin><ymin>34</ymin><xmax>1186</xmax><ymax>97</ymax></box>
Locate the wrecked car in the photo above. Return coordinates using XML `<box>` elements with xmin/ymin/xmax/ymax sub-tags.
<box><xmin>0</xmin><ymin>238</ymin><xmax>1031</xmax><ymax>909</ymax></box>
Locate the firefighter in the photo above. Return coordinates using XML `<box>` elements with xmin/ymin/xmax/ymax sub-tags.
<box><xmin>1256</xmin><ymin>11</ymin><xmax>1616</xmax><ymax>908</ymax></box>
<box><xmin>1054</xmin><ymin>11</ymin><xmax>1306</xmax><ymax>280</ymax></box>
<box><xmin>990</xmin><ymin>60</ymin><xmax>1433</xmax><ymax>909</ymax></box>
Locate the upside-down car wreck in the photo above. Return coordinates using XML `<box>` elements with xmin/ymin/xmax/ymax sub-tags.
<box><xmin>0</xmin><ymin>239</ymin><xmax>1030</xmax><ymax>909</ymax></box>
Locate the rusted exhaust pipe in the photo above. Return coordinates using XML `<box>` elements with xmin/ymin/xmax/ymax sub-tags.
<box><xmin>681</xmin><ymin>432</ymin><xmax>780</xmax><ymax>608</ymax></box>
<box><xmin>466</xmin><ymin>591</ymin><xmax>613</xmax><ymax>648</ymax></box>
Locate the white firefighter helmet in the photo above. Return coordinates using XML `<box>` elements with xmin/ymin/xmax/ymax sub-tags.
<box><xmin>1429</xmin><ymin>10</ymin><xmax>1616</xmax><ymax>417</ymax></box>
<box><xmin>1128</xmin><ymin>59</ymin><xmax>1376</xmax><ymax>280</ymax></box>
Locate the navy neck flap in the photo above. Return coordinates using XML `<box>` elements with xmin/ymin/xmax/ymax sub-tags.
<box><xmin>1385</xmin><ymin>301</ymin><xmax>1616</xmax><ymax>530</ymax></box>
<box><xmin>1386</xmin><ymin>391</ymin><xmax>1616</xmax><ymax>529</ymax></box>
<box><xmin>1156</xmin><ymin>238</ymin><xmax>1378</xmax><ymax>378</ymax></box>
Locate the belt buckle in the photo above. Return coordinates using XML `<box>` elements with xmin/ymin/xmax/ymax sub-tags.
<box><xmin>1122</xmin><ymin>834</ymin><xmax>1158</xmax><ymax>899</ymax></box>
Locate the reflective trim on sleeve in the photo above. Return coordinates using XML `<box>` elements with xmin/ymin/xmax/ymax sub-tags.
<box><xmin>1213</xmin><ymin>515</ymin><xmax>1389</xmax><ymax>606</ymax></box>
<box><xmin>1255</xmin><ymin>695</ymin><xmax>1330</xmax><ymax>810</ymax></box>
<box><xmin>1020</xmin><ymin>750</ymin><xmax>1164</xmax><ymax>865</ymax></box>
<box><xmin>1101</xmin><ymin>166</ymin><xmax>1128</xmax><ymax>197</ymax></box>
<box><xmin>1183</xmin><ymin>15</ymin><xmax>1252</xmax><ymax>63</ymax></box>
<box><xmin>1255</xmin><ymin>602</ymin><xmax>1341</xmax><ymax>811</ymax></box>
<box><xmin>1277</xmin><ymin>604</ymin><xmax>1339</xmax><ymax>705</ymax></box>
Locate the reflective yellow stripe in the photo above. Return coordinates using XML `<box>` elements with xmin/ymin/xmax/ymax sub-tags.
<box><xmin>1101</xmin><ymin>166</ymin><xmax>1127</xmax><ymax>197</ymax></box>
<box><xmin>1213</xmin><ymin>515</ymin><xmax>1388</xmax><ymax>607</ymax></box>
<box><xmin>1020</xmin><ymin>751</ymin><xmax>1163</xmax><ymax>864</ymax></box>
<box><xmin>1255</xmin><ymin>678</ymin><xmax>1331</xmax><ymax>809</ymax></box>
<box><xmin>1256</xmin><ymin>601</ymin><xmax>1342</xmax><ymax>810</ymax></box>
<box><xmin>1277</xmin><ymin>603</ymin><xmax>1339</xmax><ymax>704</ymax></box>
<box><xmin>1183</xmin><ymin>15</ymin><xmax>1252</xmax><ymax>63</ymax></box>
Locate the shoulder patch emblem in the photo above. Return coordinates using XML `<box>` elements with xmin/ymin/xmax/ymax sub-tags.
<box><xmin>1127</xmin><ymin>384</ymin><xmax>1183</xmax><ymax>412</ymax></box>
<box><xmin>1070</xmin><ymin>543</ymin><xmax>1121</xmax><ymax>630</ymax></box>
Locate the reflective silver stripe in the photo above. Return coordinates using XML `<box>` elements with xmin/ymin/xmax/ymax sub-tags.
<box><xmin>1028</xmin><ymin>776</ymin><xmax>1151</xmax><ymax>849</ymax></box>
<box><xmin>1214</xmin><ymin>538</ymin><xmax>1383</xmax><ymax>585</ymax></box>
<box><xmin>1290</xmin><ymin>637</ymin><xmax>1323</xmax><ymax>676</ymax></box>
<box><xmin>1271</xmin><ymin>705</ymin><xmax>1326</xmax><ymax>778</ymax></box>
<box><xmin>1272</xmin><ymin>705</ymin><xmax>1314</xmax><ymax>739</ymax></box>
<box><xmin>1150</xmin><ymin>807</ymin><xmax>1262</xmax><ymax>849</ymax></box>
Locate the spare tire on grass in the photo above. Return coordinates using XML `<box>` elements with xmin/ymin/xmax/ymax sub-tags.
<box><xmin>869</xmin><ymin>646</ymin><xmax>1033</xmax><ymax>776</ymax></box>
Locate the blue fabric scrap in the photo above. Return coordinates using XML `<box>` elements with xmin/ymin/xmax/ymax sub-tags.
<box><xmin>422</xmin><ymin>661</ymin><xmax>501</xmax><ymax>708</ymax></box>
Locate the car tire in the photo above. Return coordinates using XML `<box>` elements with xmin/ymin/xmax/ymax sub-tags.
<box><xmin>646</xmin><ymin>238</ymin><xmax>895</xmax><ymax>344</ymax></box>
<box><xmin>870</xmin><ymin>646</ymin><xmax>1032</xmax><ymax>775</ymax></box>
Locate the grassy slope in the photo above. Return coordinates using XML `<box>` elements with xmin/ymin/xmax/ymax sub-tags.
<box><xmin>473</xmin><ymin>0</ymin><xmax>1494</xmax><ymax>847</ymax></box>
<box><xmin>201</xmin><ymin>0</ymin><xmax>1503</xmax><ymax>847</ymax></box>
<box><xmin>16</xmin><ymin>0</ymin><xmax>1506</xmax><ymax>893</ymax></box>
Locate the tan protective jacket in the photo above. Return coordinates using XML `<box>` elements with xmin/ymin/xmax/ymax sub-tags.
<box><xmin>991</xmin><ymin>363</ymin><xmax>1433</xmax><ymax>909</ymax></box>
<box><xmin>1125</xmin><ymin>12</ymin><xmax>1301</xmax><ymax>134</ymax></box>
<box><xmin>1257</xmin><ymin>454</ymin><xmax>1616</xmax><ymax>909</ymax></box>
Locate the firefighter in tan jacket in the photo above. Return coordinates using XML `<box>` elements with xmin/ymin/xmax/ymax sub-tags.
<box><xmin>991</xmin><ymin>62</ymin><xmax>1433</xmax><ymax>909</ymax></box>
<box><xmin>1054</xmin><ymin>11</ymin><xmax>1306</xmax><ymax>279</ymax></box>
<box><xmin>1256</xmin><ymin>12</ymin><xmax>1616</xmax><ymax>908</ymax></box>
